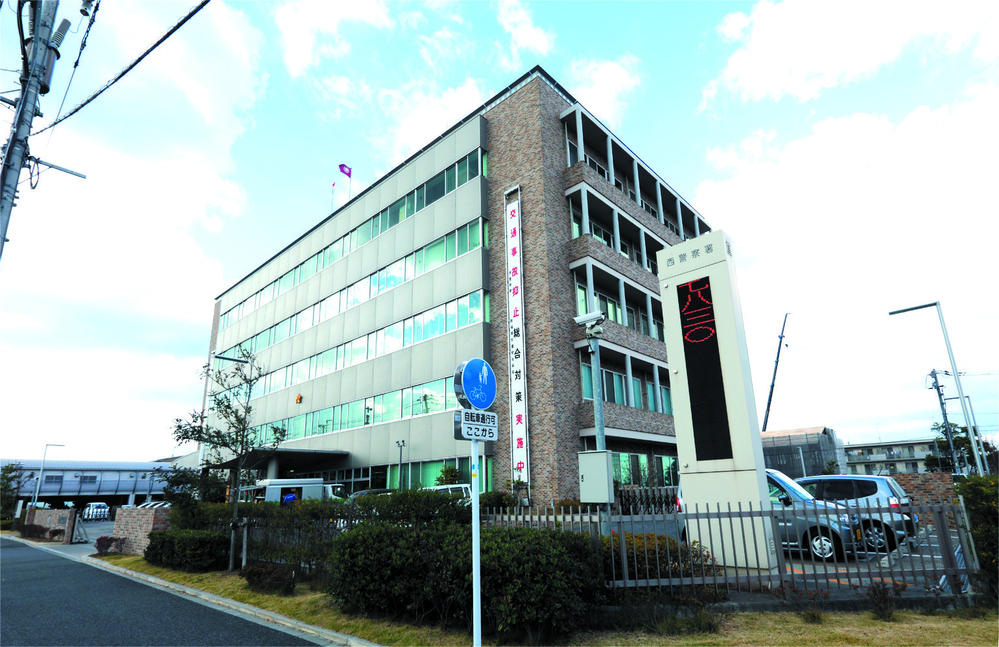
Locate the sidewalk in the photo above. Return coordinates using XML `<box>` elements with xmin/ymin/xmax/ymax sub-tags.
<box><xmin>3</xmin><ymin>532</ymin><xmax>378</xmax><ymax>647</ymax></box>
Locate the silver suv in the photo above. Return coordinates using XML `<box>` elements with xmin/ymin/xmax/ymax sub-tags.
<box><xmin>796</xmin><ymin>475</ymin><xmax>917</xmax><ymax>551</ymax></box>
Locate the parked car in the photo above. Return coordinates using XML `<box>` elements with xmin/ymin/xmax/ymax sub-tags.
<box><xmin>81</xmin><ymin>502</ymin><xmax>109</xmax><ymax>520</ymax></box>
<box><xmin>422</xmin><ymin>483</ymin><xmax>473</xmax><ymax>499</ymax></box>
<box><xmin>676</xmin><ymin>469</ymin><xmax>863</xmax><ymax>561</ymax></box>
<box><xmin>345</xmin><ymin>488</ymin><xmax>393</xmax><ymax>505</ymax></box>
<box><xmin>763</xmin><ymin>469</ymin><xmax>863</xmax><ymax>561</ymax></box>
<box><xmin>796</xmin><ymin>474</ymin><xmax>917</xmax><ymax>551</ymax></box>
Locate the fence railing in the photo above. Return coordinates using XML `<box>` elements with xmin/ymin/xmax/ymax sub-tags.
<box><xmin>483</xmin><ymin>500</ymin><xmax>979</xmax><ymax>597</ymax></box>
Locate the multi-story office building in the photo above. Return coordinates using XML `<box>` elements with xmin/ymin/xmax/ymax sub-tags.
<box><xmin>205</xmin><ymin>66</ymin><xmax>711</xmax><ymax>503</ymax></box>
<box><xmin>844</xmin><ymin>438</ymin><xmax>938</xmax><ymax>475</ymax></box>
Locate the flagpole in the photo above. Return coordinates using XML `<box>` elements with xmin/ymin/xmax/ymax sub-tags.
<box><xmin>348</xmin><ymin>176</ymin><xmax>352</xmax><ymax>201</ymax></box>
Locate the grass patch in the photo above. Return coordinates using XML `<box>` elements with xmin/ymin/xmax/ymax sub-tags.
<box><xmin>96</xmin><ymin>556</ymin><xmax>998</xmax><ymax>647</ymax></box>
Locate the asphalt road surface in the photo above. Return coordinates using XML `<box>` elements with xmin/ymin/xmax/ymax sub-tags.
<box><xmin>0</xmin><ymin>538</ymin><xmax>317</xmax><ymax>646</ymax></box>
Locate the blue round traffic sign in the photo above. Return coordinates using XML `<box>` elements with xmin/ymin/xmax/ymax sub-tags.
<box><xmin>455</xmin><ymin>358</ymin><xmax>497</xmax><ymax>410</ymax></box>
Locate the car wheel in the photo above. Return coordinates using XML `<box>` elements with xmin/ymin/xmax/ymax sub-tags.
<box><xmin>862</xmin><ymin>521</ymin><xmax>897</xmax><ymax>552</ymax></box>
<box><xmin>805</xmin><ymin>528</ymin><xmax>841</xmax><ymax>562</ymax></box>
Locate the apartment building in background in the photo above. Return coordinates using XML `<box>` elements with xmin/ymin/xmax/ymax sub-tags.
<box><xmin>201</xmin><ymin>67</ymin><xmax>712</xmax><ymax>503</ymax></box>
<box><xmin>844</xmin><ymin>438</ymin><xmax>939</xmax><ymax>475</ymax></box>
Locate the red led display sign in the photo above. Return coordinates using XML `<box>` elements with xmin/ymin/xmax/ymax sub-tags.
<box><xmin>677</xmin><ymin>277</ymin><xmax>733</xmax><ymax>461</ymax></box>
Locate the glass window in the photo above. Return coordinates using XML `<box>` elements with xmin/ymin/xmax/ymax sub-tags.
<box><xmin>364</xmin><ymin>397</ymin><xmax>374</xmax><ymax>425</ymax></box>
<box><xmin>581</xmin><ymin>361</ymin><xmax>593</xmax><ymax>399</ymax></box>
<box><xmin>319</xmin><ymin>348</ymin><xmax>335</xmax><ymax>376</ymax></box>
<box><xmin>300</xmin><ymin>254</ymin><xmax>318</xmax><ymax>282</ymax></box>
<box><xmin>370</xmin><ymin>273</ymin><xmax>379</xmax><ymax>298</ymax></box>
<box><xmin>389</xmin><ymin>197</ymin><xmax>406</xmax><ymax>227</ymax></box>
<box><xmin>321</xmin><ymin>293</ymin><xmax>338</xmax><ymax>321</ymax></box>
<box><xmin>661</xmin><ymin>386</ymin><xmax>672</xmax><ymax>414</ymax></box>
<box><xmin>278</xmin><ymin>268</ymin><xmax>295</xmax><ymax>295</ymax></box>
<box><xmin>332</xmin><ymin>405</ymin><xmax>340</xmax><ymax>431</ymax></box>
<box><xmin>425</xmin><ymin>237</ymin><xmax>446</xmax><ymax>272</ymax></box>
<box><xmin>645</xmin><ymin>382</ymin><xmax>656</xmax><ymax>411</ymax></box>
<box><xmin>273</xmin><ymin>318</ymin><xmax>291</xmax><ymax>343</ymax></box>
<box><xmin>330</xmin><ymin>238</ymin><xmax>343</xmax><ymax>263</ymax></box>
<box><xmin>347</xmin><ymin>278</ymin><xmax>368</xmax><ymax>307</ymax></box>
<box><xmin>445</xmin><ymin>166</ymin><xmax>456</xmax><ymax>193</ymax></box>
<box><xmin>415</xmin><ymin>247</ymin><xmax>426</xmax><ymax>275</ymax></box>
<box><xmin>575</xmin><ymin>284</ymin><xmax>587</xmax><ymax>316</ymax></box>
<box><xmin>468</xmin><ymin>220</ymin><xmax>480</xmax><ymax>250</ymax></box>
<box><xmin>403</xmin><ymin>318</ymin><xmax>413</xmax><ymax>346</ymax></box>
<box><xmin>370</xmin><ymin>214</ymin><xmax>381</xmax><ymax>239</ymax></box>
<box><xmin>469</xmin><ymin>291</ymin><xmax>482</xmax><ymax>324</ymax></box>
<box><xmin>632</xmin><ymin>377</ymin><xmax>642</xmax><ymax>408</ymax></box>
<box><xmin>380</xmin><ymin>209</ymin><xmax>390</xmax><ymax>233</ymax></box>
<box><xmin>355</xmin><ymin>218</ymin><xmax>371</xmax><ymax>246</ymax></box>
<box><xmin>425</xmin><ymin>171</ymin><xmax>445</xmax><ymax>204</ymax></box>
<box><xmin>293</xmin><ymin>358</ymin><xmax>309</xmax><ymax>385</ymax></box>
<box><xmin>405</xmin><ymin>253</ymin><xmax>416</xmax><ymax>280</ymax></box>
<box><xmin>482</xmin><ymin>151</ymin><xmax>488</xmax><ymax>178</ymax></box>
<box><xmin>406</xmin><ymin>193</ymin><xmax>415</xmax><ymax>219</ymax></box>
<box><xmin>425</xmin><ymin>379</ymin><xmax>446</xmax><ymax>413</ymax></box>
<box><xmin>456</xmin><ymin>158</ymin><xmax>468</xmax><ymax>186</ymax></box>
<box><xmin>484</xmin><ymin>292</ymin><xmax>490</xmax><ymax>322</ymax></box>
<box><xmin>446</xmin><ymin>300</ymin><xmax>458</xmax><ymax>331</ymax></box>
<box><xmin>367</xmin><ymin>331</ymin><xmax>378</xmax><ymax>360</ymax></box>
<box><xmin>467</xmin><ymin>150</ymin><xmax>479</xmax><ymax>179</ymax></box>
<box><xmin>297</xmin><ymin>305</ymin><xmax>314</xmax><ymax>332</ymax></box>
<box><xmin>445</xmin><ymin>231</ymin><xmax>457</xmax><ymax>261</ymax></box>
<box><xmin>416</xmin><ymin>185</ymin><xmax>425</xmax><ymax>211</ymax></box>
<box><xmin>413</xmin><ymin>311</ymin><xmax>424</xmax><ymax>342</ymax></box>
<box><xmin>457</xmin><ymin>225</ymin><xmax>469</xmax><ymax>256</ymax></box>
<box><xmin>823</xmin><ymin>480</ymin><xmax>855</xmax><ymax>500</ymax></box>
<box><xmin>350</xmin><ymin>337</ymin><xmax>367</xmax><ymax>366</ymax></box>
<box><xmin>402</xmin><ymin>388</ymin><xmax>412</xmax><ymax>418</ymax></box>
<box><xmin>457</xmin><ymin>295</ymin><xmax>469</xmax><ymax>328</ymax></box>
<box><xmin>315</xmin><ymin>408</ymin><xmax>333</xmax><ymax>435</ymax></box>
<box><xmin>425</xmin><ymin>304</ymin><xmax>446</xmax><ymax>339</ymax></box>
<box><xmin>385</xmin><ymin>258</ymin><xmax>405</xmax><ymax>291</ymax></box>
<box><xmin>445</xmin><ymin>376</ymin><xmax>457</xmax><ymax>409</ymax></box>
<box><xmin>254</xmin><ymin>329</ymin><xmax>271</xmax><ymax>352</ymax></box>
<box><xmin>347</xmin><ymin>400</ymin><xmax>364</xmax><ymax>429</ymax></box>
<box><xmin>289</xmin><ymin>414</ymin><xmax>306</xmax><ymax>440</ymax></box>
<box><xmin>384</xmin><ymin>322</ymin><xmax>403</xmax><ymax>353</ymax></box>
<box><xmin>382</xmin><ymin>390</ymin><xmax>402</xmax><ymax>422</ymax></box>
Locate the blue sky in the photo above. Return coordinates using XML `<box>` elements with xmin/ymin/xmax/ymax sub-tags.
<box><xmin>1</xmin><ymin>0</ymin><xmax>997</xmax><ymax>462</ymax></box>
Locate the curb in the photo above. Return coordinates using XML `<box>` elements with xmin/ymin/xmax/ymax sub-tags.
<box><xmin>3</xmin><ymin>534</ymin><xmax>379</xmax><ymax>647</ymax></box>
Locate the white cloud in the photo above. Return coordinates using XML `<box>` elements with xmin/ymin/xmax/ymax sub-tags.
<box><xmin>374</xmin><ymin>78</ymin><xmax>486</xmax><ymax>166</ymax></box>
<box><xmin>567</xmin><ymin>54</ymin><xmax>641</xmax><ymax>129</ymax></box>
<box><xmin>274</xmin><ymin>0</ymin><xmax>393</xmax><ymax>77</ymax></box>
<box><xmin>419</xmin><ymin>26</ymin><xmax>472</xmax><ymax>70</ymax></box>
<box><xmin>694</xmin><ymin>80</ymin><xmax>999</xmax><ymax>444</ymax></box>
<box><xmin>704</xmin><ymin>0</ymin><xmax>999</xmax><ymax>104</ymax></box>
<box><xmin>495</xmin><ymin>0</ymin><xmax>555</xmax><ymax>72</ymax></box>
<box><xmin>313</xmin><ymin>75</ymin><xmax>373</xmax><ymax>121</ymax></box>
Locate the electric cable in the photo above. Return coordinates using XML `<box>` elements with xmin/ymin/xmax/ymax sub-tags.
<box><xmin>32</xmin><ymin>0</ymin><xmax>212</xmax><ymax>136</ymax></box>
<box><xmin>48</xmin><ymin>1</ymin><xmax>101</xmax><ymax>142</ymax></box>
<box><xmin>16</xmin><ymin>0</ymin><xmax>29</xmax><ymax>81</ymax></box>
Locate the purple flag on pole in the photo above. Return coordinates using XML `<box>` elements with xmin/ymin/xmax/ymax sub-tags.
<box><xmin>339</xmin><ymin>164</ymin><xmax>352</xmax><ymax>178</ymax></box>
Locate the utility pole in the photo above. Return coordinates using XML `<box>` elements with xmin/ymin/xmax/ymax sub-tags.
<box><xmin>0</xmin><ymin>0</ymin><xmax>68</xmax><ymax>262</ymax></box>
<box><xmin>929</xmin><ymin>369</ymin><xmax>961</xmax><ymax>475</ymax></box>
<box><xmin>761</xmin><ymin>313</ymin><xmax>789</xmax><ymax>432</ymax></box>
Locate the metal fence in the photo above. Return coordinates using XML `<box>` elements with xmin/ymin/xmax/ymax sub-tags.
<box><xmin>483</xmin><ymin>499</ymin><xmax>979</xmax><ymax>597</ymax></box>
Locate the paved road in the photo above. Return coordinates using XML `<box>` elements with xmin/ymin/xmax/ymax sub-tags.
<box><xmin>0</xmin><ymin>539</ymin><xmax>317</xmax><ymax>646</ymax></box>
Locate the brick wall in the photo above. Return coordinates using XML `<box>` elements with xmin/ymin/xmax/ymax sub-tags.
<box><xmin>893</xmin><ymin>472</ymin><xmax>956</xmax><ymax>504</ymax></box>
<box><xmin>112</xmin><ymin>508</ymin><xmax>171</xmax><ymax>555</ymax></box>
<box><xmin>26</xmin><ymin>508</ymin><xmax>76</xmax><ymax>544</ymax></box>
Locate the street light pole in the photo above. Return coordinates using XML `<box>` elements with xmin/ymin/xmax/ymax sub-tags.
<box><xmin>888</xmin><ymin>301</ymin><xmax>983</xmax><ymax>474</ymax></box>
<box><xmin>946</xmin><ymin>394</ymin><xmax>990</xmax><ymax>475</ymax></box>
<box><xmin>396</xmin><ymin>440</ymin><xmax>406</xmax><ymax>489</ymax></box>
<box><xmin>578</xmin><ymin>313</ymin><xmax>610</xmax><ymax>536</ymax></box>
<box><xmin>31</xmin><ymin>443</ymin><xmax>64</xmax><ymax>508</ymax></box>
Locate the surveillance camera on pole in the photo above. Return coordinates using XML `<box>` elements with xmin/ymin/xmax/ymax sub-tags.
<box><xmin>573</xmin><ymin>311</ymin><xmax>606</xmax><ymax>327</ymax></box>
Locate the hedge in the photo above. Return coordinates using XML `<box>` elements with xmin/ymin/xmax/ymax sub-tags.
<box><xmin>955</xmin><ymin>475</ymin><xmax>997</xmax><ymax>598</ymax></box>
<box><xmin>145</xmin><ymin>529</ymin><xmax>228</xmax><ymax>572</ymax></box>
<box><xmin>601</xmin><ymin>532</ymin><xmax>721</xmax><ymax>581</ymax></box>
<box><xmin>326</xmin><ymin>522</ymin><xmax>603</xmax><ymax>642</ymax></box>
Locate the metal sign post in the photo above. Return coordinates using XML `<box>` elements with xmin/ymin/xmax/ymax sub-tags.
<box><xmin>453</xmin><ymin>359</ymin><xmax>496</xmax><ymax>647</ymax></box>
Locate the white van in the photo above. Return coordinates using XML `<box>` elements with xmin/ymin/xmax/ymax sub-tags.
<box><xmin>240</xmin><ymin>478</ymin><xmax>346</xmax><ymax>503</ymax></box>
<box><xmin>81</xmin><ymin>502</ymin><xmax>109</xmax><ymax>520</ymax></box>
<box><xmin>423</xmin><ymin>484</ymin><xmax>473</xmax><ymax>499</ymax></box>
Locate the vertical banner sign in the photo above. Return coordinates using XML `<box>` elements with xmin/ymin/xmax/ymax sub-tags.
<box><xmin>676</xmin><ymin>277</ymin><xmax>733</xmax><ymax>461</ymax></box>
<box><xmin>505</xmin><ymin>193</ymin><xmax>530</xmax><ymax>488</ymax></box>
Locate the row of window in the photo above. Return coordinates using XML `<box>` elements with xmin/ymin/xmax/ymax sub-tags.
<box><xmin>252</xmin><ymin>375</ymin><xmax>461</xmax><ymax>444</ymax></box>
<box><xmin>574</xmin><ymin>282</ymin><xmax>664</xmax><ymax>342</ymax></box>
<box><xmin>221</xmin><ymin>149</ymin><xmax>485</xmax><ymax>330</ymax></box>
<box><xmin>252</xmin><ymin>290</ymin><xmax>489</xmax><ymax>399</ymax></box>
<box><xmin>218</xmin><ymin>218</ymin><xmax>485</xmax><ymax>365</ymax></box>
<box><xmin>613</xmin><ymin>452</ymin><xmax>678</xmax><ymax>487</ymax></box>
<box><xmin>580</xmin><ymin>354</ymin><xmax>672</xmax><ymax>415</ymax></box>
<box><xmin>570</xmin><ymin>201</ymin><xmax>660</xmax><ymax>275</ymax></box>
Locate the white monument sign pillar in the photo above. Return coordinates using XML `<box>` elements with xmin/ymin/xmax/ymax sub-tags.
<box><xmin>656</xmin><ymin>230</ymin><xmax>776</xmax><ymax>570</ymax></box>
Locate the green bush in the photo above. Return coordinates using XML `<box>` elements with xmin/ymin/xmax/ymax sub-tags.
<box><xmin>241</xmin><ymin>562</ymin><xmax>296</xmax><ymax>595</ymax></box>
<box><xmin>479</xmin><ymin>491</ymin><xmax>516</xmax><ymax>509</ymax></box>
<box><xmin>0</xmin><ymin>519</ymin><xmax>13</xmax><ymax>530</ymax></box>
<box><xmin>353</xmin><ymin>489</ymin><xmax>471</xmax><ymax>525</ymax></box>
<box><xmin>145</xmin><ymin>529</ymin><xmax>228</xmax><ymax>571</ymax></box>
<box><xmin>601</xmin><ymin>532</ymin><xmax>720</xmax><ymax>581</ymax></box>
<box><xmin>327</xmin><ymin>522</ymin><xmax>603</xmax><ymax>642</ymax></box>
<box><xmin>955</xmin><ymin>475</ymin><xmax>997</xmax><ymax>598</ymax></box>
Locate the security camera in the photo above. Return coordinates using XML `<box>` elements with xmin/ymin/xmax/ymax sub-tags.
<box><xmin>574</xmin><ymin>311</ymin><xmax>606</xmax><ymax>326</ymax></box>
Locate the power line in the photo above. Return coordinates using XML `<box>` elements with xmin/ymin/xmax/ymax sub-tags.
<box><xmin>48</xmin><ymin>1</ymin><xmax>101</xmax><ymax>141</ymax></box>
<box><xmin>32</xmin><ymin>0</ymin><xmax>212</xmax><ymax>136</ymax></box>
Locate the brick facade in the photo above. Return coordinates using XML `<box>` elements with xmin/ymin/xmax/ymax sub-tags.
<box><xmin>112</xmin><ymin>508</ymin><xmax>172</xmax><ymax>555</ymax></box>
<box><xmin>483</xmin><ymin>77</ymin><xmax>677</xmax><ymax>504</ymax></box>
<box><xmin>893</xmin><ymin>472</ymin><xmax>956</xmax><ymax>504</ymax></box>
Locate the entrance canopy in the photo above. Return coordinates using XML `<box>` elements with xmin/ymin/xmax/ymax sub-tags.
<box><xmin>213</xmin><ymin>448</ymin><xmax>348</xmax><ymax>475</ymax></box>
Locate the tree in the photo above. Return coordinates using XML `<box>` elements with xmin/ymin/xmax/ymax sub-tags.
<box><xmin>171</xmin><ymin>351</ymin><xmax>286</xmax><ymax>570</ymax></box>
<box><xmin>821</xmin><ymin>460</ymin><xmax>840</xmax><ymax>475</ymax></box>
<box><xmin>435</xmin><ymin>465</ymin><xmax>462</xmax><ymax>486</ymax></box>
<box><xmin>0</xmin><ymin>463</ymin><xmax>30</xmax><ymax>520</ymax></box>
<box><xmin>923</xmin><ymin>422</ymin><xmax>996</xmax><ymax>475</ymax></box>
